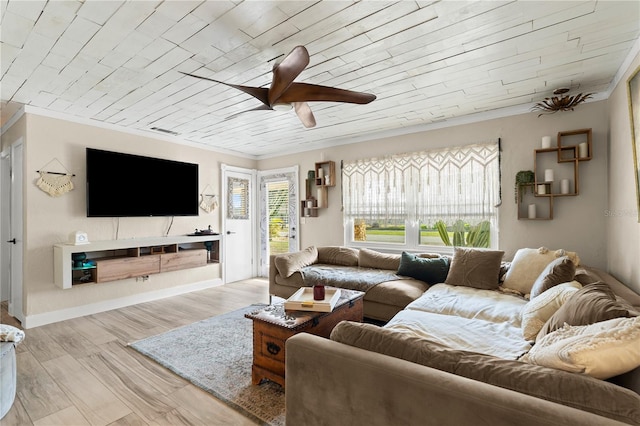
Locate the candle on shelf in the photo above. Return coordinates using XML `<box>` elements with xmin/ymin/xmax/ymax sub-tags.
<box><xmin>317</xmin><ymin>188</ymin><xmax>325</xmax><ymax>208</ymax></box>
<box><xmin>528</xmin><ymin>204</ymin><xmax>536</xmax><ymax>219</ymax></box>
<box><xmin>541</xmin><ymin>136</ymin><xmax>552</xmax><ymax>149</ymax></box>
<box><xmin>537</xmin><ymin>184</ymin><xmax>546</xmax><ymax>195</ymax></box>
<box><xmin>306</xmin><ymin>200</ymin><xmax>314</xmax><ymax>208</ymax></box>
<box><xmin>579</xmin><ymin>142</ymin><xmax>588</xmax><ymax>158</ymax></box>
<box><xmin>544</xmin><ymin>169</ymin><xmax>554</xmax><ymax>182</ymax></box>
<box><xmin>561</xmin><ymin>179</ymin><xmax>570</xmax><ymax>194</ymax></box>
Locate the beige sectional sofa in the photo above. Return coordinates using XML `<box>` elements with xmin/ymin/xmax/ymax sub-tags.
<box><xmin>271</xmin><ymin>246</ymin><xmax>640</xmax><ymax>425</ymax></box>
<box><xmin>269</xmin><ymin>246</ymin><xmax>439</xmax><ymax>321</ymax></box>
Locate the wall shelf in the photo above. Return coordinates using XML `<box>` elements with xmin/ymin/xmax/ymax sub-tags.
<box><xmin>518</xmin><ymin>128</ymin><xmax>592</xmax><ymax>220</ymax></box>
<box><xmin>302</xmin><ymin>160</ymin><xmax>335</xmax><ymax>217</ymax></box>
<box><xmin>54</xmin><ymin>235</ymin><xmax>221</xmax><ymax>289</ymax></box>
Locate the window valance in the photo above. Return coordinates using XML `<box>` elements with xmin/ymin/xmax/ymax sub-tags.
<box><xmin>342</xmin><ymin>140</ymin><xmax>500</xmax><ymax>226</ymax></box>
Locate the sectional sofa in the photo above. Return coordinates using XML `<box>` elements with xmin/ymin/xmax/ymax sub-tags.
<box><xmin>270</xmin><ymin>246</ymin><xmax>640</xmax><ymax>425</ymax></box>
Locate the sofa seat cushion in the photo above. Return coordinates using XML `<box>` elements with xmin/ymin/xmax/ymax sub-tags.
<box><xmin>406</xmin><ymin>283</ymin><xmax>527</xmax><ymax>327</ymax></box>
<box><xmin>363</xmin><ymin>278</ymin><xmax>429</xmax><ymax>307</ymax></box>
<box><xmin>330</xmin><ymin>321</ymin><xmax>640</xmax><ymax>425</ymax></box>
<box><xmin>385</xmin><ymin>309</ymin><xmax>531</xmax><ymax>359</ymax></box>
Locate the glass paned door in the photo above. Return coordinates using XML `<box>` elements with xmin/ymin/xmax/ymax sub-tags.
<box><xmin>259</xmin><ymin>167</ymin><xmax>298</xmax><ymax>276</ymax></box>
<box><xmin>267</xmin><ymin>181</ymin><xmax>290</xmax><ymax>255</ymax></box>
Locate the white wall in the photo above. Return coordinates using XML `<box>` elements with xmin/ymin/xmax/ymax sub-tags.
<box><xmin>18</xmin><ymin>114</ymin><xmax>256</xmax><ymax>322</ymax></box>
<box><xmin>259</xmin><ymin>102</ymin><xmax>609</xmax><ymax>269</ymax></box>
<box><xmin>607</xmin><ymin>52</ymin><xmax>640</xmax><ymax>294</ymax></box>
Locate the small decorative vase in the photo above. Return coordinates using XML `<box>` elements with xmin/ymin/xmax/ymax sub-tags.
<box><xmin>313</xmin><ymin>285</ymin><xmax>325</xmax><ymax>301</ymax></box>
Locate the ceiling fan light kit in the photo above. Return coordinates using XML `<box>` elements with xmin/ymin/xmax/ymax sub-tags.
<box><xmin>272</xmin><ymin>103</ymin><xmax>293</xmax><ymax>112</ymax></box>
<box><xmin>532</xmin><ymin>88</ymin><xmax>593</xmax><ymax>117</ymax></box>
<box><xmin>182</xmin><ymin>45</ymin><xmax>376</xmax><ymax>128</ymax></box>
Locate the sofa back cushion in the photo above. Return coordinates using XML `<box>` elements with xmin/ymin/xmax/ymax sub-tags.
<box><xmin>358</xmin><ymin>248</ymin><xmax>401</xmax><ymax>270</ymax></box>
<box><xmin>444</xmin><ymin>247</ymin><xmax>504</xmax><ymax>290</ymax></box>
<box><xmin>330</xmin><ymin>321</ymin><xmax>640</xmax><ymax>425</ymax></box>
<box><xmin>317</xmin><ymin>246</ymin><xmax>359</xmax><ymax>266</ymax></box>
<box><xmin>274</xmin><ymin>246</ymin><xmax>318</xmax><ymax>278</ymax></box>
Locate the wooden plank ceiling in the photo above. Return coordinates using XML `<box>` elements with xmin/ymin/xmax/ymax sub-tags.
<box><xmin>1</xmin><ymin>1</ymin><xmax>639</xmax><ymax>157</ymax></box>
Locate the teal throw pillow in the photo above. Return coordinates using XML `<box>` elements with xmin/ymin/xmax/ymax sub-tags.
<box><xmin>397</xmin><ymin>252</ymin><xmax>450</xmax><ymax>284</ymax></box>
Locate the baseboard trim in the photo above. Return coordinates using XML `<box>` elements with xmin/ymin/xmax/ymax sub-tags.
<box><xmin>22</xmin><ymin>279</ymin><xmax>223</xmax><ymax>329</ymax></box>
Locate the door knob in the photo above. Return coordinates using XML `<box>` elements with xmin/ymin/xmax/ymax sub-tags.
<box><xmin>226</xmin><ymin>231</ymin><xmax>236</xmax><ymax>235</ymax></box>
<box><xmin>6</xmin><ymin>238</ymin><xmax>16</xmax><ymax>244</ymax></box>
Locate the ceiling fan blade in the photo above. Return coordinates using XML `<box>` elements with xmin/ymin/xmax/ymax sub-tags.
<box><xmin>224</xmin><ymin>104</ymin><xmax>274</xmax><ymax>121</ymax></box>
<box><xmin>278</xmin><ymin>82</ymin><xmax>376</xmax><ymax>104</ymax></box>
<box><xmin>180</xmin><ymin>71</ymin><xmax>270</xmax><ymax>106</ymax></box>
<box><xmin>293</xmin><ymin>102</ymin><xmax>316</xmax><ymax>128</ymax></box>
<box><xmin>268</xmin><ymin>46</ymin><xmax>310</xmax><ymax>106</ymax></box>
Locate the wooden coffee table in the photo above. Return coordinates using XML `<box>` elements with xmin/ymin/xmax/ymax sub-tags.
<box><xmin>245</xmin><ymin>288</ymin><xmax>364</xmax><ymax>388</ymax></box>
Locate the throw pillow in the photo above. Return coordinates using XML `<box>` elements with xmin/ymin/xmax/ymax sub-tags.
<box><xmin>397</xmin><ymin>252</ymin><xmax>450</xmax><ymax>284</ymax></box>
<box><xmin>274</xmin><ymin>246</ymin><xmax>318</xmax><ymax>278</ymax></box>
<box><xmin>529</xmin><ymin>256</ymin><xmax>576</xmax><ymax>299</ymax></box>
<box><xmin>358</xmin><ymin>248</ymin><xmax>401</xmax><ymax>270</ymax></box>
<box><xmin>520</xmin><ymin>281</ymin><xmax>582</xmax><ymax>341</ymax></box>
<box><xmin>502</xmin><ymin>247</ymin><xmax>580</xmax><ymax>295</ymax></box>
<box><xmin>536</xmin><ymin>281</ymin><xmax>635</xmax><ymax>341</ymax></box>
<box><xmin>317</xmin><ymin>246</ymin><xmax>359</xmax><ymax>266</ymax></box>
<box><xmin>523</xmin><ymin>316</ymin><xmax>640</xmax><ymax>380</ymax></box>
<box><xmin>443</xmin><ymin>247</ymin><xmax>504</xmax><ymax>290</ymax></box>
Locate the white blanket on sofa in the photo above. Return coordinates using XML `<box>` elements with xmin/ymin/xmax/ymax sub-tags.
<box><xmin>387</xmin><ymin>283</ymin><xmax>531</xmax><ymax>359</ymax></box>
<box><xmin>385</xmin><ymin>310</ymin><xmax>532</xmax><ymax>359</ymax></box>
<box><xmin>405</xmin><ymin>283</ymin><xmax>527</xmax><ymax>327</ymax></box>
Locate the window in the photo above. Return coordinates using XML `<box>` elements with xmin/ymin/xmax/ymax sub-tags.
<box><xmin>343</xmin><ymin>141</ymin><xmax>500</xmax><ymax>251</ymax></box>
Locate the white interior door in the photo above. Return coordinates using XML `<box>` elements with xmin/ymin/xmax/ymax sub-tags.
<box><xmin>8</xmin><ymin>140</ymin><xmax>24</xmax><ymax>322</ymax></box>
<box><xmin>0</xmin><ymin>149</ymin><xmax>10</xmax><ymax>302</ymax></box>
<box><xmin>222</xmin><ymin>165</ymin><xmax>256</xmax><ymax>283</ymax></box>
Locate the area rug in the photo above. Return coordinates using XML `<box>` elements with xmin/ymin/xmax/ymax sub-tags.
<box><xmin>129</xmin><ymin>305</ymin><xmax>285</xmax><ymax>426</ymax></box>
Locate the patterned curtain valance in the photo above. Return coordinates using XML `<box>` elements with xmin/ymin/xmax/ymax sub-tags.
<box><xmin>342</xmin><ymin>140</ymin><xmax>499</xmax><ymax>225</ymax></box>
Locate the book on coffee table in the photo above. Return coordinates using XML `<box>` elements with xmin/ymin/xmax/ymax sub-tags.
<box><xmin>284</xmin><ymin>287</ymin><xmax>341</xmax><ymax>312</ymax></box>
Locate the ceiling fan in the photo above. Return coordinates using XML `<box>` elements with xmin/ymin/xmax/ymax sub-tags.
<box><xmin>181</xmin><ymin>45</ymin><xmax>376</xmax><ymax>128</ymax></box>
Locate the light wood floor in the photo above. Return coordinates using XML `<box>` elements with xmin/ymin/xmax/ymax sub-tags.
<box><xmin>1</xmin><ymin>278</ymin><xmax>271</xmax><ymax>426</ymax></box>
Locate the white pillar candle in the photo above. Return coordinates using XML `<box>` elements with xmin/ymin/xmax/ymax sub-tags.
<box><xmin>561</xmin><ymin>179</ymin><xmax>570</xmax><ymax>194</ymax></box>
<box><xmin>537</xmin><ymin>184</ymin><xmax>546</xmax><ymax>195</ymax></box>
<box><xmin>544</xmin><ymin>169</ymin><xmax>554</xmax><ymax>182</ymax></box>
<box><xmin>541</xmin><ymin>136</ymin><xmax>552</xmax><ymax>149</ymax></box>
<box><xmin>317</xmin><ymin>188</ymin><xmax>325</xmax><ymax>208</ymax></box>
<box><xmin>528</xmin><ymin>204</ymin><xmax>536</xmax><ymax>219</ymax></box>
<box><xmin>579</xmin><ymin>142</ymin><xmax>588</xmax><ymax>158</ymax></box>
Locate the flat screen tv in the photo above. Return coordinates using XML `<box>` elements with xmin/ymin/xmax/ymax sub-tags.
<box><xmin>86</xmin><ymin>148</ymin><xmax>199</xmax><ymax>217</ymax></box>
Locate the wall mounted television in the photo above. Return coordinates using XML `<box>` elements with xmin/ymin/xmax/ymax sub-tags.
<box><xmin>86</xmin><ymin>148</ymin><xmax>199</xmax><ymax>217</ymax></box>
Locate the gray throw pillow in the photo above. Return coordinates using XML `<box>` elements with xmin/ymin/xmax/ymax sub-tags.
<box><xmin>444</xmin><ymin>247</ymin><xmax>504</xmax><ymax>290</ymax></box>
<box><xmin>529</xmin><ymin>256</ymin><xmax>575</xmax><ymax>299</ymax></box>
<box><xmin>397</xmin><ymin>251</ymin><xmax>449</xmax><ymax>284</ymax></box>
